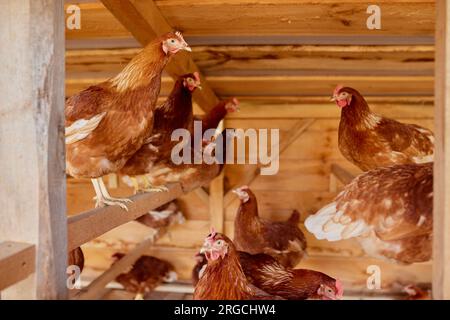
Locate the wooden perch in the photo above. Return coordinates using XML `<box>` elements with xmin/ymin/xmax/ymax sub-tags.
<box><xmin>73</xmin><ymin>211</ymin><xmax>183</xmax><ymax>300</ymax></box>
<box><xmin>68</xmin><ymin>177</ymin><xmax>210</xmax><ymax>251</ymax></box>
<box><xmin>223</xmin><ymin>119</ymin><xmax>315</xmax><ymax>207</ymax></box>
<box><xmin>330</xmin><ymin>164</ymin><xmax>357</xmax><ymax>186</ymax></box>
<box><xmin>0</xmin><ymin>242</ymin><xmax>35</xmax><ymax>291</ymax></box>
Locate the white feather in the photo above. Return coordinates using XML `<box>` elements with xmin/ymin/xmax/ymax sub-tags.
<box><xmin>65</xmin><ymin>112</ymin><xmax>106</xmax><ymax>144</ymax></box>
<box><xmin>305</xmin><ymin>202</ymin><xmax>368</xmax><ymax>241</ymax></box>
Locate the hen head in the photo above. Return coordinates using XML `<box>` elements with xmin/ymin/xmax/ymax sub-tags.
<box><xmin>161</xmin><ymin>31</ymin><xmax>191</xmax><ymax>55</ymax></box>
<box><xmin>200</xmin><ymin>229</ymin><xmax>233</xmax><ymax>263</ymax></box>
<box><xmin>225</xmin><ymin>98</ymin><xmax>240</xmax><ymax>113</ymax></box>
<box><xmin>317</xmin><ymin>279</ymin><xmax>344</xmax><ymax>300</ymax></box>
<box><xmin>232</xmin><ymin>185</ymin><xmax>251</xmax><ymax>203</ymax></box>
<box><xmin>182</xmin><ymin>72</ymin><xmax>202</xmax><ymax>92</ymax></box>
<box><xmin>332</xmin><ymin>85</ymin><xmax>354</xmax><ymax>108</ymax></box>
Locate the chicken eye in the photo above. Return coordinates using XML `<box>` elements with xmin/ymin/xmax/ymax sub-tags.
<box><xmin>170</xmin><ymin>39</ymin><xmax>176</xmax><ymax>44</ymax></box>
<box><xmin>215</xmin><ymin>240</ymin><xmax>223</xmax><ymax>246</ymax></box>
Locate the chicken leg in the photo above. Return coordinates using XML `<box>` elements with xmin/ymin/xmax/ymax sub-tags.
<box><xmin>91</xmin><ymin>177</ymin><xmax>132</xmax><ymax>211</ymax></box>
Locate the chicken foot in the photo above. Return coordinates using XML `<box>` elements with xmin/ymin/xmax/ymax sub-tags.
<box><xmin>91</xmin><ymin>177</ymin><xmax>132</xmax><ymax>211</ymax></box>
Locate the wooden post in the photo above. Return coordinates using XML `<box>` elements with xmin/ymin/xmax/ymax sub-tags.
<box><xmin>209</xmin><ymin>173</ymin><xmax>225</xmax><ymax>233</ymax></box>
<box><xmin>0</xmin><ymin>0</ymin><xmax>67</xmax><ymax>299</ymax></box>
<box><xmin>433</xmin><ymin>0</ymin><xmax>450</xmax><ymax>300</ymax></box>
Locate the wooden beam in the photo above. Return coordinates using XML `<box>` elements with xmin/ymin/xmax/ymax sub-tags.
<box><xmin>0</xmin><ymin>243</ymin><xmax>35</xmax><ymax>291</ymax></box>
<box><xmin>0</xmin><ymin>0</ymin><xmax>67</xmax><ymax>299</ymax></box>
<box><xmin>209</xmin><ymin>172</ymin><xmax>225</xmax><ymax>232</ymax></box>
<box><xmin>66</xmin><ymin>45</ymin><xmax>435</xmax><ymax>78</ymax></box>
<box><xmin>194</xmin><ymin>188</ymin><xmax>210</xmax><ymax>205</ymax></box>
<box><xmin>68</xmin><ymin>176</ymin><xmax>212</xmax><ymax>251</ymax></box>
<box><xmin>433</xmin><ymin>0</ymin><xmax>450</xmax><ymax>300</ymax></box>
<box><xmin>330</xmin><ymin>164</ymin><xmax>357</xmax><ymax>186</ymax></box>
<box><xmin>223</xmin><ymin>119</ymin><xmax>314</xmax><ymax>207</ymax></box>
<box><xmin>66</xmin><ymin>2</ymin><xmax>434</xmax><ymax>40</ymax></box>
<box><xmin>74</xmin><ymin>233</ymin><xmax>161</xmax><ymax>300</ymax></box>
<box><xmin>66</xmin><ymin>75</ymin><xmax>435</xmax><ymax>98</ymax></box>
<box><xmin>100</xmin><ymin>0</ymin><xmax>219</xmax><ymax>111</ymax></box>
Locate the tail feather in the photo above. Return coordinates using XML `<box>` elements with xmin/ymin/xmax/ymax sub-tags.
<box><xmin>305</xmin><ymin>202</ymin><xmax>367</xmax><ymax>241</ymax></box>
<box><xmin>288</xmin><ymin>209</ymin><xmax>300</xmax><ymax>225</ymax></box>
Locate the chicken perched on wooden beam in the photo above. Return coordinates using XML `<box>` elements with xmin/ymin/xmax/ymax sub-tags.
<box><xmin>125</xmin><ymin>128</ymin><xmax>234</xmax><ymax>193</ymax></box>
<box><xmin>233</xmin><ymin>186</ymin><xmax>307</xmax><ymax>268</ymax></box>
<box><xmin>65</xmin><ymin>31</ymin><xmax>191</xmax><ymax>210</ymax></box>
<box><xmin>120</xmin><ymin>73</ymin><xmax>201</xmax><ymax>193</ymax></box>
<box><xmin>334</xmin><ymin>86</ymin><xmax>434</xmax><ymax>171</ymax></box>
<box><xmin>195</xmin><ymin>97</ymin><xmax>240</xmax><ymax>131</ymax></box>
<box><xmin>194</xmin><ymin>231</ymin><xmax>283</xmax><ymax>300</ymax></box>
<box><xmin>305</xmin><ymin>162</ymin><xmax>432</xmax><ymax>264</ymax></box>
<box><xmin>193</xmin><ymin>251</ymin><xmax>343</xmax><ymax>300</ymax></box>
<box><xmin>112</xmin><ymin>253</ymin><xmax>177</xmax><ymax>300</ymax></box>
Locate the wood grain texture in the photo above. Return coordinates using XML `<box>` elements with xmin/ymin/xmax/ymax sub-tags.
<box><xmin>0</xmin><ymin>242</ymin><xmax>35</xmax><ymax>291</ymax></box>
<box><xmin>65</xmin><ymin>1</ymin><xmax>435</xmax><ymax>40</ymax></box>
<box><xmin>0</xmin><ymin>0</ymin><xmax>67</xmax><ymax>299</ymax></box>
<box><xmin>209</xmin><ymin>172</ymin><xmax>225</xmax><ymax>232</ymax></box>
<box><xmin>66</xmin><ymin>45</ymin><xmax>435</xmax><ymax>77</ymax></box>
<box><xmin>433</xmin><ymin>0</ymin><xmax>450</xmax><ymax>300</ymax></box>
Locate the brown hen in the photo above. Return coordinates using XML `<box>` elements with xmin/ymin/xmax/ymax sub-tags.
<box><xmin>113</xmin><ymin>253</ymin><xmax>177</xmax><ymax>299</ymax></box>
<box><xmin>233</xmin><ymin>186</ymin><xmax>307</xmax><ymax>268</ymax></box>
<box><xmin>194</xmin><ymin>231</ymin><xmax>283</xmax><ymax>300</ymax></box>
<box><xmin>65</xmin><ymin>32</ymin><xmax>191</xmax><ymax>210</ymax></box>
<box><xmin>193</xmin><ymin>251</ymin><xmax>343</xmax><ymax>300</ymax></box>
<box><xmin>334</xmin><ymin>86</ymin><xmax>434</xmax><ymax>171</ymax></box>
<box><xmin>305</xmin><ymin>162</ymin><xmax>432</xmax><ymax>264</ymax></box>
<box><xmin>119</xmin><ymin>73</ymin><xmax>201</xmax><ymax>193</ymax></box>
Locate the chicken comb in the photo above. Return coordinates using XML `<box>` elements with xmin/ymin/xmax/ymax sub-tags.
<box><xmin>334</xmin><ymin>85</ymin><xmax>344</xmax><ymax>95</ymax></box>
<box><xmin>335</xmin><ymin>279</ymin><xmax>344</xmax><ymax>297</ymax></box>
<box><xmin>193</xmin><ymin>71</ymin><xmax>201</xmax><ymax>83</ymax></box>
<box><xmin>231</xmin><ymin>97</ymin><xmax>239</xmax><ymax>105</ymax></box>
<box><xmin>206</xmin><ymin>227</ymin><xmax>217</xmax><ymax>242</ymax></box>
<box><xmin>175</xmin><ymin>31</ymin><xmax>187</xmax><ymax>43</ymax></box>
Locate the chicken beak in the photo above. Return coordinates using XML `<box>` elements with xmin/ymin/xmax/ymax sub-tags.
<box><xmin>183</xmin><ymin>45</ymin><xmax>192</xmax><ymax>52</ymax></box>
<box><xmin>330</xmin><ymin>96</ymin><xmax>336</xmax><ymax>102</ymax></box>
<box><xmin>197</xmin><ymin>84</ymin><xmax>203</xmax><ymax>90</ymax></box>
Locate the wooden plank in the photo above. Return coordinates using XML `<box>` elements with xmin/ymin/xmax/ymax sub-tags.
<box><xmin>67</xmin><ymin>179</ymin><xmax>209</xmax><ymax>251</ymax></box>
<box><xmin>66</xmin><ymin>75</ymin><xmax>434</xmax><ymax>99</ymax></box>
<box><xmin>205</xmin><ymin>75</ymin><xmax>434</xmax><ymax>97</ymax></box>
<box><xmin>192</xmin><ymin>45</ymin><xmax>435</xmax><ymax>77</ymax></box>
<box><xmin>65</xmin><ymin>2</ymin><xmax>131</xmax><ymax>40</ymax></box>
<box><xmin>223</xmin><ymin>119</ymin><xmax>314</xmax><ymax>206</ymax></box>
<box><xmin>100</xmin><ymin>0</ymin><xmax>219</xmax><ymax>111</ymax></box>
<box><xmin>209</xmin><ymin>172</ymin><xmax>225</xmax><ymax>232</ymax></box>
<box><xmin>433</xmin><ymin>0</ymin><xmax>450</xmax><ymax>300</ymax></box>
<box><xmin>0</xmin><ymin>0</ymin><xmax>67</xmax><ymax>299</ymax></box>
<box><xmin>156</xmin><ymin>0</ymin><xmax>434</xmax><ymax>37</ymax></box>
<box><xmin>66</xmin><ymin>1</ymin><xmax>434</xmax><ymax>39</ymax></box>
<box><xmin>331</xmin><ymin>163</ymin><xmax>357</xmax><ymax>185</ymax></box>
<box><xmin>226</xmin><ymin>97</ymin><xmax>434</xmax><ymax>119</ymax></box>
<box><xmin>0</xmin><ymin>243</ymin><xmax>35</xmax><ymax>291</ymax></box>
<box><xmin>66</xmin><ymin>45</ymin><xmax>435</xmax><ymax>78</ymax></box>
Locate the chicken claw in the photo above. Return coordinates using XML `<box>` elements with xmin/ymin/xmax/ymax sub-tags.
<box><xmin>91</xmin><ymin>177</ymin><xmax>133</xmax><ymax>211</ymax></box>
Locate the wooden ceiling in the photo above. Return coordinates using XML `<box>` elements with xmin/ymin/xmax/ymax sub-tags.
<box><xmin>65</xmin><ymin>1</ymin><xmax>436</xmax><ymax>101</ymax></box>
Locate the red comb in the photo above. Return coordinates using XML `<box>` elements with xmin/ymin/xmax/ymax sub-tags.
<box><xmin>334</xmin><ymin>85</ymin><xmax>344</xmax><ymax>95</ymax></box>
<box><xmin>193</xmin><ymin>71</ymin><xmax>201</xmax><ymax>83</ymax></box>
<box><xmin>335</xmin><ymin>279</ymin><xmax>344</xmax><ymax>297</ymax></box>
<box><xmin>206</xmin><ymin>227</ymin><xmax>217</xmax><ymax>242</ymax></box>
<box><xmin>232</xmin><ymin>97</ymin><xmax>239</xmax><ymax>105</ymax></box>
